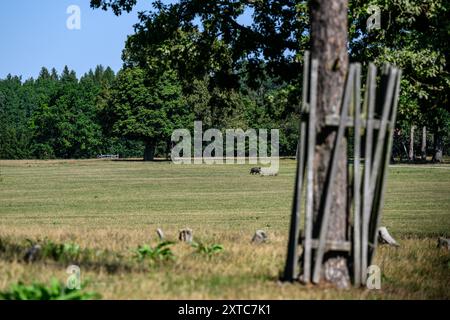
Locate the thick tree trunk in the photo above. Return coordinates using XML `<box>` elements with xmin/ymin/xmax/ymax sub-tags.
<box><xmin>144</xmin><ymin>140</ymin><xmax>156</xmax><ymax>161</ymax></box>
<box><xmin>432</xmin><ymin>132</ymin><xmax>444</xmax><ymax>163</ymax></box>
<box><xmin>421</xmin><ymin>126</ymin><xmax>427</xmax><ymax>161</ymax></box>
<box><xmin>310</xmin><ymin>0</ymin><xmax>350</xmax><ymax>287</ymax></box>
<box><xmin>409</xmin><ymin>125</ymin><xmax>415</xmax><ymax>162</ymax></box>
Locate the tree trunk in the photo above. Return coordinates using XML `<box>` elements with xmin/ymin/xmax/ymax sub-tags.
<box><xmin>409</xmin><ymin>125</ymin><xmax>415</xmax><ymax>162</ymax></box>
<box><xmin>421</xmin><ymin>126</ymin><xmax>427</xmax><ymax>161</ymax></box>
<box><xmin>432</xmin><ymin>132</ymin><xmax>444</xmax><ymax>163</ymax></box>
<box><xmin>144</xmin><ymin>140</ymin><xmax>155</xmax><ymax>161</ymax></box>
<box><xmin>310</xmin><ymin>0</ymin><xmax>350</xmax><ymax>287</ymax></box>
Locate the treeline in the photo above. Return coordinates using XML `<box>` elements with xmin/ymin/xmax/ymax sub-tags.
<box><xmin>1</xmin><ymin>0</ymin><xmax>449</xmax><ymax>161</ymax></box>
<box><xmin>0</xmin><ymin>65</ymin><xmax>300</xmax><ymax>160</ymax></box>
<box><xmin>0</xmin><ymin>66</ymin><xmax>143</xmax><ymax>159</ymax></box>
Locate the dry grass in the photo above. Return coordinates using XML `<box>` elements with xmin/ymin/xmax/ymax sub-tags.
<box><xmin>0</xmin><ymin>159</ymin><xmax>449</xmax><ymax>299</ymax></box>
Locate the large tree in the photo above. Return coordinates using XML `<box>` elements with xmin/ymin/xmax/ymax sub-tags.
<box><xmin>102</xmin><ymin>67</ymin><xmax>190</xmax><ymax>160</ymax></box>
<box><xmin>0</xmin><ymin>75</ymin><xmax>32</xmax><ymax>159</ymax></box>
<box><xmin>91</xmin><ymin>0</ymin><xmax>309</xmax><ymax>88</ymax></box>
<box><xmin>350</xmin><ymin>0</ymin><xmax>450</xmax><ymax>162</ymax></box>
<box><xmin>30</xmin><ymin>66</ymin><xmax>104</xmax><ymax>159</ymax></box>
<box><xmin>309</xmin><ymin>0</ymin><xmax>350</xmax><ymax>287</ymax></box>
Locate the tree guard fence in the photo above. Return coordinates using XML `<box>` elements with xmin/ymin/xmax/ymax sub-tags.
<box><xmin>284</xmin><ymin>51</ymin><xmax>402</xmax><ymax>286</ymax></box>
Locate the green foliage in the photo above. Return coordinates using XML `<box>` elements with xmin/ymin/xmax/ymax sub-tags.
<box><xmin>90</xmin><ymin>0</ymin><xmax>449</xmax><ymax>157</ymax></box>
<box><xmin>0</xmin><ymin>65</ymin><xmax>150</xmax><ymax>160</ymax></box>
<box><xmin>103</xmin><ymin>67</ymin><xmax>191</xmax><ymax>159</ymax></box>
<box><xmin>99</xmin><ymin>0</ymin><xmax>307</xmax><ymax>87</ymax></box>
<box><xmin>30</xmin><ymin>66</ymin><xmax>104</xmax><ymax>159</ymax></box>
<box><xmin>349</xmin><ymin>0</ymin><xmax>449</xmax><ymax>136</ymax></box>
<box><xmin>40</xmin><ymin>240</ymin><xmax>81</xmax><ymax>262</ymax></box>
<box><xmin>191</xmin><ymin>242</ymin><xmax>224</xmax><ymax>257</ymax></box>
<box><xmin>1</xmin><ymin>1</ymin><xmax>449</xmax><ymax>159</ymax></box>
<box><xmin>133</xmin><ymin>241</ymin><xmax>175</xmax><ymax>264</ymax></box>
<box><xmin>0</xmin><ymin>278</ymin><xmax>100</xmax><ymax>300</ymax></box>
<box><xmin>0</xmin><ymin>75</ymin><xmax>33</xmax><ymax>159</ymax></box>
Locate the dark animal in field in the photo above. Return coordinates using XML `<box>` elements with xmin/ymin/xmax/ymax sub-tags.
<box><xmin>250</xmin><ymin>167</ymin><xmax>261</xmax><ymax>175</ymax></box>
<box><xmin>24</xmin><ymin>244</ymin><xmax>41</xmax><ymax>263</ymax></box>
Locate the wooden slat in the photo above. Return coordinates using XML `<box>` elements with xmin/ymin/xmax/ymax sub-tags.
<box><xmin>366</xmin><ymin>66</ymin><xmax>397</xmax><ymax>239</ymax></box>
<box><xmin>361</xmin><ymin>63</ymin><xmax>377</xmax><ymax>284</ymax></box>
<box><xmin>301</xmin><ymin>51</ymin><xmax>310</xmax><ymax>113</ymax></box>
<box><xmin>312</xmin><ymin>64</ymin><xmax>356</xmax><ymax>284</ymax></box>
<box><xmin>302</xmin><ymin>58</ymin><xmax>318</xmax><ymax>284</ymax></box>
<box><xmin>353</xmin><ymin>63</ymin><xmax>362</xmax><ymax>287</ymax></box>
<box><xmin>283</xmin><ymin>120</ymin><xmax>307</xmax><ymax>281</ymax></box>
<box><xmin>283</xmin><ymin>52</ymin><xmax>312</xmax><ymax>281</ymax></box>
<box><xmin>368</xmin><ymin>69</ymin><xmax>402</xmax><ymax>266</ymax></box>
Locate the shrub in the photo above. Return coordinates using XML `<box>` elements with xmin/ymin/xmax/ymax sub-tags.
<box><xmin>40</xmin><ymin>240</ymin><xmax>81</xmax><ymax>261</ymax></box>
<box><xmin>0</xmin><ymin>278</ymin><xmax>100</xmax><ymax>300</ymax></box>
<box><xmin>191</xmin><ymin>242</ymin><xmax>224</xmax><ymax>257</ymax></box>
<box><xmin>133</xmin><ymin>241</ymin><xmax>175</xmax><ymax>264</ymax></box>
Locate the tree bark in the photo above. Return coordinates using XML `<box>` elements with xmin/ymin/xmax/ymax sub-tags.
<box><xmin>409</xmin><ymin>125</ymin><xmax>415</xmax><ymax>162</ymax></box>
<box><xmin>432</xmin><ymin>132</ymin><xmax>444</xmax><ymax>163</ymax></box>
<box><xmin>310</xmin><ymin>0</ymin><xmax>350</xmax><ymax>287</ymax></box>
<box><xmin>421</xmin><ymin>126</ymin><xmax>427</xmax><ymax>161</ymax></box>
<box><xmin>144</xmin><ymin>140</ymin><xmax>156</xmax><ymax>161</ymax></box>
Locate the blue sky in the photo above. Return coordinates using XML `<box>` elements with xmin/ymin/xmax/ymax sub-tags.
<box><xmin>0</xmin><ymin>1</ymin><xmax>253</xmax><ymax>81</ymax></box>
<box><xmin>0</xmin><ymin>0</ymin><xmax>150</xmax><ymax>80</ymax></box>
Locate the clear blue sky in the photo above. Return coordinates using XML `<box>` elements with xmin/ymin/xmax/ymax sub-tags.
<box><xmin>0</xmin><ymin>1</ymin><xmax>253</xmax><ymax>81</ymax></box>
<box><xmin>0</xmin><ymin>0</ymin><xmax>150</xmax><ymax>80</ymax></box>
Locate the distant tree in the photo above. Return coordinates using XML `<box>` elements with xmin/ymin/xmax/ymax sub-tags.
<box><xmin>0</xmin><ymin>75</ymin><xmax>34</xmax><ymax>159</ymax></box>
<box><xmin>103</xmin><ymin>67</ymin><xmax>190</xmax><ymax>160</ymax></box>
<box><xmin>30</xmin><ymin>66</ymin><xmax>103</xmax><ymax>158</ymax></box>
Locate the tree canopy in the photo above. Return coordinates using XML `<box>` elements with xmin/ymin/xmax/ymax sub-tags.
<box><xmin>0</xmin><ymin>1</ymin><xmax>448</xmax><ymax>160</ymax></box>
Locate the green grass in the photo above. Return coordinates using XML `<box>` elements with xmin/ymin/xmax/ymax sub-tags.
<box><xmin>0</xmin><ymin>159</ymin><xmax>449</xmax><ymax>299</ymax></box>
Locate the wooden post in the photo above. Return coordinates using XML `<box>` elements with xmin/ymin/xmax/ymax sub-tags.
<box><xmin>283</xmin><ymin>53</ymin><xmax>311</xmax><ymax>281</ymax></box>
<box><xmin>421</xmin><ymin>126</ymin><xmax>427</xmax><ymax>161</ymax></box>
<box><xmin>361</xmin><ymin>63</ymin><xmax>377</xmax><ymax>283</ymax></box>
<box><xmin>282</xmin><ymin>59</ymin><xmax>402</xmax><ymax>288</ymax></box>
<box><xmin>409</xmin><ymin>125</ymin><xmax>415</xmax><ymax>161</ymax></box>
<box><xmin>302</xmin><ymin>58</ymin><xmax>318</xmax><ymax>283</ymax></box>
<box><xmin>352</xmin><ymin>63</ymin><xmax>362</xmax><ymax>286</ymax></box>
<box><xmin>368</xmin><ymin>69</ymin><xmax>402</xmax><ymax>266</ymax></box>
<box><xmin>366</xmin><ymin>67</ymin><xmax>398</xmax><ymax>253</ymax></box>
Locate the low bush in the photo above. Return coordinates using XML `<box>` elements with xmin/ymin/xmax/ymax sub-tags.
<box><xmin>0</xmin><ymin>278</ymin><xmax>100</xmax><ymax>300</ymax></box>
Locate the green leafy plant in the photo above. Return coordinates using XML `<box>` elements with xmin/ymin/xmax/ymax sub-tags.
<box><xmin>191</xmin><ymin>242</ymin><xmax>224</xmax><ymax>257</ymax></box>
<box><xmin>0</xmin><ymin>278</ymin><xmax>100</xmax><ymax>300</ymax></box>
<box><xmin>133</xmin><ymin>241</ymin><xmax>175</xmax><ymax>264</ymax></box>
<box><xmin>40</xmin><ymin>240</ymin><xmax>81</xmax><ymax>261</ymax></box>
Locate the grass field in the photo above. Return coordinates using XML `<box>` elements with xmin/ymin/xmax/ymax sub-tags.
<box><xmin>0</xmin><ymin>159</ymin><xmax>449</xmax><ymax>299</ymax></box>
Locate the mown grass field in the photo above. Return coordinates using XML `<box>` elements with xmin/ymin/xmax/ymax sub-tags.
<box><xmin>0</xmin><ymin>159</ymin><xmax>449</xmax><ymax>299</ymax></box>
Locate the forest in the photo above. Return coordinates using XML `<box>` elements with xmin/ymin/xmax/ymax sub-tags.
<box><xmin>1</xmin><ymin>0</ymin><xmax>448</xmax><ymax>161</ymax></box>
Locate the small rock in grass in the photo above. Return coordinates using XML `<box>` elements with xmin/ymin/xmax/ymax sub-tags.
<box><xmin>377</xmin><ymin>226</ymin><xmax>399</xmax><ymax>247</ymax></box>
<box><xmin>179</xmin><ymin>228</ymin><xmax>193</xmax><ymax>243</ymax></box>
<box><xmin>156</xmin><ymin>228</ymin><xmax>164</xmax><ymax>241</ymax></box>
<box><xmin>252</xmin><ymin>230</ymin><xmax>268</xmax><ymax>244</ymax></box>
<box><xmin>24</xmin><ymin>244</ymin><xmax>41</xmax><ymax>263</ymax></box>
